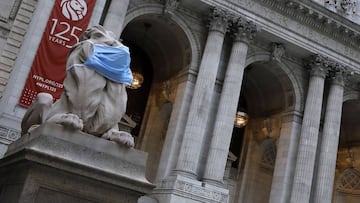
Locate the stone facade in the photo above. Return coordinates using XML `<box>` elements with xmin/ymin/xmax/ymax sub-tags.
<box><xmin>1</xmin><ymin>0</ymin><xmax>360</xmax><ymax>202</ymax></box>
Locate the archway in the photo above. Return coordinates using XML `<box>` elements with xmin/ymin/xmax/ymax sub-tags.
<box><xmin>121</xmin><ymin>13</ymin><xmax>192</xmax><ymax>182</ymax></box>
<box><xmin>232</xmin><ymin>60</ymin><xmax>298</xmax><ymax>203</ymax></box>
<box><xmin>334</xmin><ymin>99</ymin><xmax>360</xmax><ymax>202</ymax></box>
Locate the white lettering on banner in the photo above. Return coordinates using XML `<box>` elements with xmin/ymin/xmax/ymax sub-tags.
<box><xmin>49</xmin><ymin>18</ymin><xmax>83</xmax><ymax>48</ymax></box>
<box><xmin>36</xmin><ymin>82</ymin><xmax>57</xmax><ymax>92</ymax></box>
<box><xmin>32</xmin><ymin>74</ymin><xmax>64</xmax><ymax>88</ymax></box>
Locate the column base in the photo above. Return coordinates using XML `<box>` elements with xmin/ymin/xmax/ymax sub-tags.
<box><xmin>152</xmin><ymin>174</ymin><xmax>229</xmax><ymax>203</ymax></box>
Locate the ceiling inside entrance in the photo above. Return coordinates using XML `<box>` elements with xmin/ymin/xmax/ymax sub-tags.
<box><xmin>121</xmin><ymin>15</ymin><xmax>191</xmax><ymax>82</ymax></box>
<box><xmin>243</xmin><ymin>62</ymin><xmax>290</xmax><ymax>117</ymax></box>
<box><xmin>340</xmin><ymin>100</ymin><xmax>360</xmax><ymax>147</ymax></box>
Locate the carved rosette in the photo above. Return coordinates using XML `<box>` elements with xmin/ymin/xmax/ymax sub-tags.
<box><xmin>230</xmin><ymin>17</ymin><xmax>260</xmax><ymax>44</ymax></box>
<box><xmin>208</xmin><ymin>8</ymin><xmax>231</xmax><ymax>34</ymax></box>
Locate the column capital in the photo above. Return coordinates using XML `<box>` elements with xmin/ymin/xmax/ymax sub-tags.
<box><xmin>230</xmin><ymin>17</ymin><xmax>260</xmax><ymax>44</ymax></box>
<box><xmin>207</xmin><ymin>7</ymin><xmax>231</xmax><ymax>34</ymax></box>
<box><xmin>305</xmin><ymin>54</ymin><xmax>331</xmax><ymax>78</ymax></box>
<box><xmin>328</xmin><ymin>67</ymin><xmax>347</xmax><ymax>87</ymax></box>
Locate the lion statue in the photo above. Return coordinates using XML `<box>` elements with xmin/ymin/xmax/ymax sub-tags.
<box><xmin>21</xmin><ymin>25</ymin><xmax>135</xmax><ymax>147</ymax></box>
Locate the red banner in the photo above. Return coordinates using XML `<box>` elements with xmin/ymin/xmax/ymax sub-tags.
<box><xmin>19</xmin><ymin>0</ymin><xmax>96</xmax><ymax>107</ymax></box>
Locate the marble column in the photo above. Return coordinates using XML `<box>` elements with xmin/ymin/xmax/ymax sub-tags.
<box><xmin>103</xmin><ymin>0</ymin><xmax>130</xmax><ymax>39</ymax></box>
<box><xmin>290</xmin><ymin>55</ymin><xmax>329</xmax><ymax>203</ymax></box>
<box><xmin>313</xmin><ymin>69</ymin><xmax>345</xmax><ymax>203</ymax></box>
<box><xmin>175</xmin><ymin>8</ymin><xmax>230</xmax><ymax>177</ymax></box>
<box><xmin>269</xmin><ymin>112</ymin><xmax>302</xmax><ymax>203</ymax></box>
<box><xmin>202</xmin><ymin>18</ymin><xmax>259</xmax><ymax>184</ymax></box>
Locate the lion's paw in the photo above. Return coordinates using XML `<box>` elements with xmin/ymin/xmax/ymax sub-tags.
<box><xmin>101</xmin><ymin>129</ymin><xmax>134</xmax><ymax>148</ymax></box>
<box><xmin>47</xmin><ymin>113</ymin><xmax>83</xmax><ymax>130</ymax></box>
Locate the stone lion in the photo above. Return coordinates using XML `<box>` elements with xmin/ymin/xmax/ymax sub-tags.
<box><xmin>21</xmin><ymin>25</ymin><xmax>135</xmax><ymax>147</ymax></box>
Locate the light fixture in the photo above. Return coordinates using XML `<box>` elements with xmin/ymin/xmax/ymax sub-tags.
<box><xmin>128</xmin><ymin>71</ymin><xmax>144</xmax><ymax>89</ymax></box>
<box><xmin>234</xmin><ymin>111</ymin><xmax>248</xmax><ymax>128</ymax></box>
<box><xmin>127</xmin><ymin>22</ymin><xmax>150</xmax><ymax>90</ymax></box>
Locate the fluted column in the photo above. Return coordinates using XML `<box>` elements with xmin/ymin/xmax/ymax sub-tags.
<box><xmin>202</xmin><ymin>18</ymin><xmax>259</xmax><ymax>184</ymax></box>
<box><xmin>290</xmin><ymin>55</ymin><xmax>329</xmax><ymax>203</ymax></box>
<box><xmin>103</xmin><ymin>0</ymin><xmax>130</xmax><ymax>39</ymax></box>
<box><xmin>175</xmin><ymin>8</ymin><xmax>230</xmax><ymax>177</ymax></box>
<box><xmin>313</xmin><ymin>69</ymin><xmax>345</xmax><ymax>203</ymax></box>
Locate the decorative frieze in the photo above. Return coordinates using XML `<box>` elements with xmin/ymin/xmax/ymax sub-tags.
<box><xmin>156</xmin><ymin>178</ymin><xmax>228</xmax><ymax>203</ymax></box>
<box><xmin>325</xmin><ymin>0</ymin><xmax>357</xmax><ymax>15</ymax></box>
<box><xmin>259</xmin><ymin>0</ymin><xmax>360</xmax><ymax>49</ymax></box>
<box><xmin>0</xmin><ymin>125</ymin><xmax>20</xmax><ymax>144</ymax></box>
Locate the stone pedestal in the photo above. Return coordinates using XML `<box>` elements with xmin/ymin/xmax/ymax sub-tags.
<box><xmin>0</xmin><ymin>123</ymin><xmax>154</xmax><ymax>203</ymax></box>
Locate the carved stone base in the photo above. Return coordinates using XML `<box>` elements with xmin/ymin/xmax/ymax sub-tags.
<box><xmin>0</xmin><ymin>123</ymin><xmax>154</xmax><ymax>203</ymax></box>
<box><xmin>152</xmin><ymin>175</ymin><xmax>229</xmax><ymax>203</ymax></box>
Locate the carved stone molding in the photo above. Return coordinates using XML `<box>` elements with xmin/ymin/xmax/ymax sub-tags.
<box><xmin>343</xmin><ymin>71</ymin><xmax>360</xmax><ymax>90</ymax></box>
<box><xmin>230</xmin><ymin>17</ymin><xmax>260</xmax><ymax>43</ymax></box>
<box><xmin>163</xmin><ymin>0</ymin><xmax>180</xmax><ymax>16</ymax></box>
<box><xmin>259</xmin><ymin>0</ymin><xmax>360</xmax><ymax>49</ymax></box>
<box><xmin>0</xmin><ymin>125</ymin><xmax>20</xmax><ymax>145</ymax></box>
<box><xmin>325</xmin><ymin>0</ymin><xmax>357</xmax><ymax>15</ymax></box>
<box><xmin>155</xmin><ymin>177</ymin><xmax>229</xmax><ymax>203</ymax></box>
<box><xmin>270</xmin><ymin>43</ymin><xmax>286</xmax><ymax>62</ymax></box>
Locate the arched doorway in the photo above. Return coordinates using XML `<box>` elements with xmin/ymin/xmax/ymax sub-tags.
<box><xmin>334</xmin><ymin>99</ymin><xmax>360</xmax><ymax>202</ymax></box>
<box><xmin>121</xmin><ymin>14</ymin><xmax>192</xmax><ymax>182</ymax></box>
<box><xmin>232</xmin><ymin>60</ymin><xmax>298</xmax><ymax>203</ymax></box>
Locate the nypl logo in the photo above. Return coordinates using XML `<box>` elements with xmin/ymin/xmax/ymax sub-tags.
<box><xmin>60</xmin><ymin>0</ymin><xmax>88</xmax><ymax>21</ymax></box>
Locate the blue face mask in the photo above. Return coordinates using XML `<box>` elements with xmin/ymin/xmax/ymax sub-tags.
<box><xmin>84</xmin><ymin>44</ymin><xmax>133</xmax><ymax>85</ymax></box>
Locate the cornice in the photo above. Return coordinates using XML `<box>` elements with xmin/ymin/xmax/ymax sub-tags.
<box><xmin>259</xmin><ymin>0</ymin><xmax>360</xmax><ymax>49</ymax></box>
